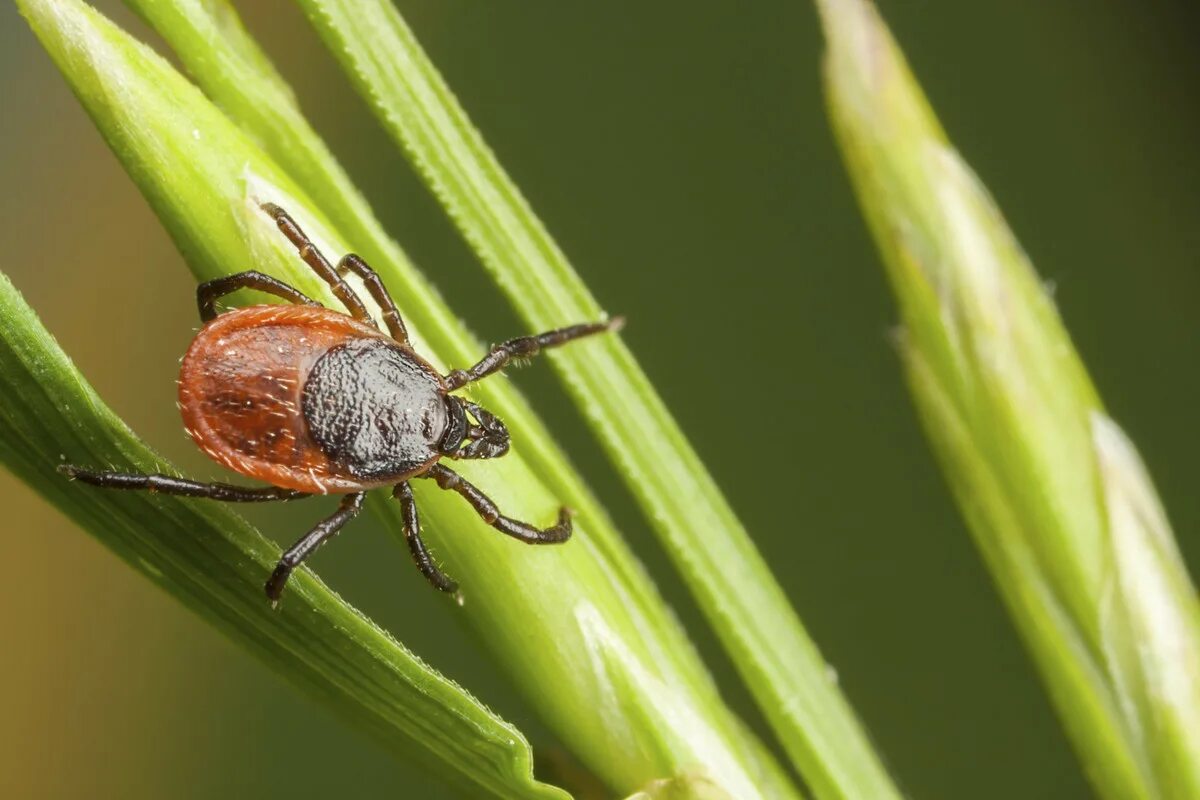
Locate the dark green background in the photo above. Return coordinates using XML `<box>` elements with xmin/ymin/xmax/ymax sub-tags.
<box><xmin>1</xmin><ymin>1</ymin><xmax>1197</xmax><ymax>798</ymax></box>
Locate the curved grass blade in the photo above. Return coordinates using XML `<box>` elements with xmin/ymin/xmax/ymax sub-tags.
<box><xmin>0</xmin><ymin>270</ymin><xmax>565</xmax><ymax>800</ymax></box>
<box><xmin>16</xmin><ymin>1</ymin><xmax>801</xmax><ymax>796</ymax></box>
<box><xmin>117</xmin><ymin>0</ymin><xmax>680</xmax><ymax>668</ymax></box>
<box><xmin>817</xmin><ymin>1</ymin><xmax>1200</xmax><ymax>798</ymax></box>
<box><xmin>288</xmin><ymin>1</ymin><xmax>901</xmax><ymax>798</ymax></box>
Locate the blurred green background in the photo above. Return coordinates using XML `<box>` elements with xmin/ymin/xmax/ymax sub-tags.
<box><xmin>1</xmin><ymin>1</ymin><xmax>1197</xmax><ymax>798</ymax></box>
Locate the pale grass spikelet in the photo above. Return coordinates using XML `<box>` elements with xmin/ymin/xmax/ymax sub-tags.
<box><xmin>818</xmin><ymin>0</ymin><xmax>1200</xmax><ymax>797</ymax></box>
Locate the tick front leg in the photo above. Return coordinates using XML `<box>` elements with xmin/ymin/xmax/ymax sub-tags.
<box><xmin>393</xmin><ymin>482</ymin><xmax>458</xmax><ymax>593</ymax></box>
<box><xmin>419</xmin><ymin>464</ymin><xmax>572</xmax><ymax>544</ymax></box>
<box><xmin>266</xmin><ymin>492</ymin><xmax>365</xmax><ymax>603</ymax></box>
<box><xmin>443</xmin><ymin>318</ymin><xmax>623</xmax><ymax>391</ymax></box>
<box><xmin>59</xmin><ymin>465</ymin><xmax>309</xmax><ymax>502</ymax></box>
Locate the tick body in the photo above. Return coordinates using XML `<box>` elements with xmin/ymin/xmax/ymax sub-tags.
<box><xmin>180</xmin><ymin>305</ymin><xmax>446</xmax><ymax>493</ymax></box>
<box><xmin>62</xmin><ymin>203</ymin><xmax>619</xmax><ymax>602</ymax></box>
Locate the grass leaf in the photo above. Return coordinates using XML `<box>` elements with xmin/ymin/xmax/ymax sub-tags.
<box><xmin>0</xmin><ymin>266</ymin><xmax>565</xmax><ymax>799</ymax></box>
<box><xmin>817</xmin><ymin>1</ymin><xmax>1200</xmax><ymax>797</ymax></box>
<box><xmin>289</xmin><ymin>1</ymin><xmax>902</xmax><ymax>797</ymax></box>
<box><xmin>15</xmin><ymin>0</ymin><xmax>801</xmax><ymax>795</ymax></box>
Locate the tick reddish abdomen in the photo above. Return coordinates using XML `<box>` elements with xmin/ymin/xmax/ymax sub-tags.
<box><xmin>178</xmin><ymin>304</ymin><xmax>444</xmax><ymax>494</ymax></box>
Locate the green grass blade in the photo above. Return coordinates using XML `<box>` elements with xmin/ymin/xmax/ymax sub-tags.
<box><xmin>817</xmin><ymin>1</ymin><xmax>1200</xmax><ymax>798</ymax></box>
<box><xmin>115</xmin><ymin>0</ymin><xmax>675</xmax><ymax>657</ymax></box>
<box><xmin>0</xmin><ymin>267</ymin><xmax>565</xmax><ymax>799</ymax></box>
<box><xmin>289</xmin><ymin>2</ymin><xmax>901</xmax><ymax>797</ymax></box>
<box><xmin>16</xmin><ymin>1</ymin><xmax>801</xmax><ymax>796</ymax></box>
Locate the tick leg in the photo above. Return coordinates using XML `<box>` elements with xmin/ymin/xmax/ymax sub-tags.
<box><xmin>419</xmin><ymin>464</ymin><xmax>572</xmax><ymax>544</ymax></box>
<box><xmin>259</xmin><ymin>202</ymin><xmax>374</xmax><ymax>326</ymax></box>
<box><xmin>196</xmin><ymin>270</ymin><xmax>319</xmax><ymax>322</ymax></box>
<box><xmin>336</xmin><ymin>254</ymin><xmax>409</xmax><ymax>344</ymax></box>
<box><xmin>266</xmin><ymin>491</ymin><xmax>365</xmax><ymax>602</ymax></box>
<box><xmin>443</xmin><ymin>319</ymin><xmax>623</xmax><ymax>391</ymax></box>
<box><xmin>393</xmin><ymin>482</ymin><xmax>458</xmax><ymax>593</ymax></box>
<box><xmin>59</xmin><ymin>465</ymin><xmax>309</xmax><ymax>502</ymax></box>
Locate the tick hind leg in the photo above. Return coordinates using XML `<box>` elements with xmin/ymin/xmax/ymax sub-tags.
<box><xmin>197</xmin><ymin>270</ymin><xmax>319</xmax><ymax>322</ymax></box>
<box><xmin>266</xmin><ymin>492</ymin><xmax>365</xmax><ymax>603</ymax></box>
<box><xmin>419</xmin><ymin>464</ymin><xmax>572</xmax><ymax>544</ymax></box>
<box><xmin>443</xmin><ymin>319</ymin><xmax>623</xmax><ymax>391</ymax></box>
<box><xmin>260</xmin><ymin>202</ymin><xmax>377</xmax><ymax>328</ymax></box>
<box><xmin>335</xmin><ymin>253</ymin><xmax>409</xmax><ymax>343</ymax></box>
<box><xmin>393</xmin><ymin>482</ymin><xmax>457</xmax><ymax>593</ymax></box>
<box><xmin>263</xmin><ymin>203</ymin><xmax>409</xmax><ymax>342</ymax></box>
<box><xmin>59</xmin><ymin>465</ymin><xmax>309</xmax><ymax>502</ymax></box>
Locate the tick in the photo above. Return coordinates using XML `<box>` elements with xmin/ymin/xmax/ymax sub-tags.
<box><xmin>61</xmin><ymin>203</ymin><xmax>619</xmax><ymax>602</ymax></box>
